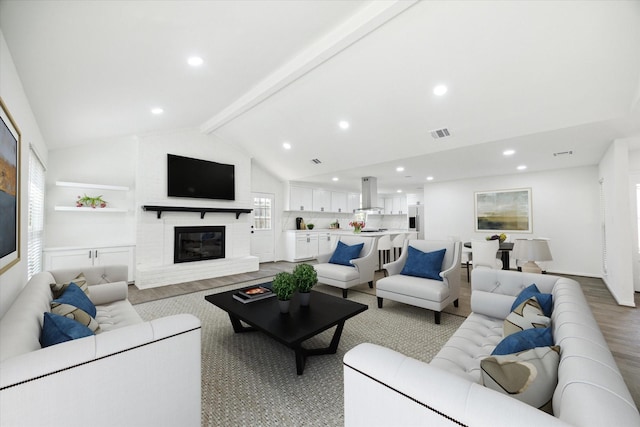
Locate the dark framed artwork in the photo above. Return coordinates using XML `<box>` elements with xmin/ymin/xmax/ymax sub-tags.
<box><xmin>475</xmin><ymin>188</ymin><xmax>532</xmax><ymax>233</ymax></box>
<box><xmin>0</xmin><ymin>96</ymin><xmax>21</xmax><ymax>274</ymax></box>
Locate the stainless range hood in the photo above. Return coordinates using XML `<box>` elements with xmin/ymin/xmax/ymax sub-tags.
<box><xmin>359</xmin><ymin>177</ymin><xmax>384</xmax><ymax>212</ymax></box>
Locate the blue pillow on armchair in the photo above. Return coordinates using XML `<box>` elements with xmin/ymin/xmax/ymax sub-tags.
<box><xmin>400</xmin><ymin>246</ymin><xmax>446</xmax><ymax>281</ymax></box>
<box><xmin>329</xmin><ymin>241</ymin><xmax>364</xmax><ymax>267</ymax></box>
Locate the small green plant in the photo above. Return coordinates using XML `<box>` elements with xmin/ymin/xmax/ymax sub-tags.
<box><xmin>306</xmin><ymin>223</ymin><xmax>315</xmax><ymax>230</ymax></box>
<box><xmin>271</xmin><ymin>272</ymin><xmax>296</xmax><ymax>301</ymax></box>
<box><xmin>76</xmin><ymin>194</ymin><xmax>107</xmax><ymax>208</ymax></box>
<box><xmin>293</xmin><ymin>263</ymin><xmax>317</xmax><ymax>293</ymax></box>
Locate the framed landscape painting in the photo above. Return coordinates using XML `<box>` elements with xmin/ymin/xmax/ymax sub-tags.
<box><xmin>475</xmin><ymin>188</ymin><xmax>531</xmax><ymax>233</ymax></box>
<box><xmin>0</xmin><ymin>97</ymin><xmax>21</xmax><ymax>274</ymax></box>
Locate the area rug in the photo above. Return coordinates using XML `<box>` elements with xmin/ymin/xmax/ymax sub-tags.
<box><xmin>134</xmin><ymin>283</ymin><xmax>466</xmax><ymax>427</ymax></box>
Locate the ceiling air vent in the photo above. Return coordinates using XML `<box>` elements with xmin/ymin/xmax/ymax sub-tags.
<box><xmin>310</xmin><ymin>158</ymin><xmax>322</xmax><ymax>164</ymax></box>
<box><xmin>553</xmin><ymin>150</ymin><xmax>573</xmax><ymax>157</ymax></box>
<box><xmin>430</xmin><ymin>128</ymin><xmax>451</xmax><ymax>139</ymax></box>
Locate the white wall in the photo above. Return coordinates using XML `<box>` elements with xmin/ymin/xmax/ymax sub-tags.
<box><xmin>423</xmin><ymin>166</ymin><xmax>601</xmax><ymax>277</ymax></box>
<box><xmin>45</xmin><ymin>137</ymin><xmax>137</xmax><ymax>247</ymax></box>
<box><xmin>0</xmin><ymin>30</ymin><xmax>48</xmax><ymax>318</ymax></box>
<box><xmin>629</xmin><ymin>145</ymin><xmax>640</xmax><ymax>292</ymax></box>
<box><xmin>599</xmin><ymin>138</ymin><xmax>636</xmax><ymax>305</ymax></box>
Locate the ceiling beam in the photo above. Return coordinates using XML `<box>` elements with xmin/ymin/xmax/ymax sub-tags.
<box><xmin>200</xmin><ymin>0</ymin><xmax>418</xmax><ymax>135</ymax></box>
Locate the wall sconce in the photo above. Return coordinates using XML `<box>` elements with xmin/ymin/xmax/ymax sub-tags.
<box><xmin>513</xmin><ymin>239</ymin><xmax>553</xmax><ymax>274</ymax></box>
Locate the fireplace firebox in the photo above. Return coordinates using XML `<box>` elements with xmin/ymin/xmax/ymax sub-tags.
<box><xmin>174</xmin><ymin>226</ymin><xmax>225</xmax><ymax>264</ymax></box>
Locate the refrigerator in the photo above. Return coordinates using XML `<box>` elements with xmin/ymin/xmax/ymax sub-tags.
<box><xmin>408</xmin><ymin>204</ymin><xmax>424</xmax><ymax>239</ymax></box>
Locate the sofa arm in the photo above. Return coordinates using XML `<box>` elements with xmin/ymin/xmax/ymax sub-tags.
<box><xmin>344</xmin><ymin>343</ymin><xmax>569</xmax><ymax>427</ymax></box>
<box><xmin>0</xmin><ymin>314</ymin><xmax>201</xmax><ymax>427</ymax></box>
<box><xmin>88</xmin><ymin>281</ymin><xmax>128</xmax><ymax>305</ymax></box>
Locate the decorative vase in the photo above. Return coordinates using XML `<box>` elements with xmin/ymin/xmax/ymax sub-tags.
<box><xmin>299</xmin><ymin>292</ymin><xmax>311</xmax><ymax>306</ymax></box>
<box><xmin>353</xmin><ymin>227</ymin><xmax>361</xmax><ymax>233</ymax></box>
<box><xmin>278</xmin><ymin>299</ymin><xmax>290</xmax><ymax>314</ymax></box>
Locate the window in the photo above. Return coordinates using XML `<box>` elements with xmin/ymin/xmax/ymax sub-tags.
<box><xmin>27</xmin><ymin>146</ymin><xmax>45</xmax><ymax>279</ymax></box>
<box><xmin>253</xmin><ymin>197</ymin><xmax>272</xmax><ymax>230</ymax></box>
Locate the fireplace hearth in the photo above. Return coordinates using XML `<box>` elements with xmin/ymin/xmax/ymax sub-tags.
<box><xmin>174</xmin><ymin>226</ymin><xmax>225</xmax><ymax>264</ymax></box>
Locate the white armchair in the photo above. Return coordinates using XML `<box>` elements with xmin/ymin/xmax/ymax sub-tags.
<box><xmin>375</xmin><ymin>240</ymin><xmax>462</xmax><ymax>324</ymax></box>
<box><xmin>314</xmin><ymin>235</ymin><xmax>379</xmax><ymax>298</ymax></box>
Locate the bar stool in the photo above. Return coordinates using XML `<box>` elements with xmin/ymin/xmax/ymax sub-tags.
<box><xmin>391</xmin><ymin>233</ymin><xmax>407</xmax><ymax>261</ymax></box>
<box><xmin>377</xmin><ymin>234</ymin><xmax>392</xmax><ymax>271</ymax></box>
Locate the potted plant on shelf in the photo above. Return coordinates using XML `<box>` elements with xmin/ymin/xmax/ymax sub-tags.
<box><xmin>271</xmin><ymin>272</ymin><xmax>296</xmax><ymax>313</ymax></box>
<box><xmin>293</xmin><ymin>263</ymin><xmax>317</xmax><ymax>306</ymax></box>
<box><xmin>76</xmin><ymin>194</ymin><xmax>107</xmax><ymax>208</ymax></box>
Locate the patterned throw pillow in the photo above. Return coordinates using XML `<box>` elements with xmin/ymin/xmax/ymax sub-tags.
<box><xmin>50</xmin><ymin>283</ymin><xmax>100</xmax><ymax>333</ymax></box>
<box><xmin>481</xmin><ymin>346</ymin><xmax>561</xmax><ymax>414</ymax></box>
<box><xmin>511</xmin><ymin>284</ymin><xmax>553</xmax><ymax>317</ymax></box>
<box><xmin>50</xmin><ymin>273</ymin><xmax>89</xmax><ymax>298</ymax></box>
<box><xmin>504</xmin><ymin>297</ymin><xmax>551</xmax><ymax>337</ymax></box>
<box><xmin>40</xmin><ymin>312</ymin><xmax>94</xmax><ymax>348</ymax></box>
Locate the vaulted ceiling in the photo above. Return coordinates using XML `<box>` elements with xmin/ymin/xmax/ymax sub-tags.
<box><xmin>1</xmin><ymin>0</ymin><xmax>639</xmax><ymax>195</ymax></box>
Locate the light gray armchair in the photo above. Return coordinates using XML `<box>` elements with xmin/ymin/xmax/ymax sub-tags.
<box><xmin>376</xmin><ymin>239</ymin><xmax>462</xmax><ymax>324</ymax></box>
<box><xmin>314</xmin><ymin>235</ymin><xmax>378</xmax><ymax>298</ymax></box>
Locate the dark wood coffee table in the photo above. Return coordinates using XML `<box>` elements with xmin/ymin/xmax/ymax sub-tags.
<box><xmin>205</xmin><ymin>287</ymin><xmax>367</xmax><ymax>374</ymax></box>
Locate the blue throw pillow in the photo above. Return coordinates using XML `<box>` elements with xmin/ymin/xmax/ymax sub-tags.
<box><xmin>329</xmin><ymin>241</ymin><xmax>364</xmax><ymax>267</ymax></box>
<box><xmin>53</xmin><ymin>282</ymin><xmax>97</xmax><ymax>318</ymax></box>
<box><xmin>511</xmin><ymin>284</ymin><xmax>553</xmax><ymax>317</ymax></box>
<box><xmin>492</xmin><ymin>327</ymin><xmax>553</xmax><ymax>355</ymax></box>
<box><xmin>40</xmin><ymin>312</ymin><xmax>94</xmax><ymax>348</ymax></box>
<box><xmin>400</xmin><ymin>246</ymin><xmax>446</xmax><ymax>281</ymax></box>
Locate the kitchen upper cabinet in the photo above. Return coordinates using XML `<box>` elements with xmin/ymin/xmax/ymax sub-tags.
<box><xmin>312</xmin><ymin>189</ymin><xmax>331</xmax><ymax>212</ymax></box>
<box><xmin>392</xmin><ymin>195</ymin><xmax>407</xmax><ymax>214</ymax></box>
<box><xmin>347</xmin><ymin>192</ymin><xmax>360</xmax><ymax>213</ymax></box>
<box><xmin>330</xmin><ymin>191</ymin><xmax>348</xmax><ymax>213</ymax></box>
<box><xmin>384</xmin><ymin>198</ymin><xmax>393</xmax><ymax>214</ymax></box>
<box><xmin>290</xmin><ymin>186</ymin><xmax>313</xmax><ymax>211</ymax></box>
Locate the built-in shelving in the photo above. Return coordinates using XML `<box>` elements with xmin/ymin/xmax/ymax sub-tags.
<box><xmin>54</xmin><ymin>206</ymin><xmax>128</xmax><ymax>213</ymax></box>
<box><xmin>142</xmin><ymin>205</ymin><xmax>252</xmax><ymax>219</ymax></box>
<box><xmin>56</xmin><ymin>181</ymin><xmax>130</xmax><ymax>191</ymax></box>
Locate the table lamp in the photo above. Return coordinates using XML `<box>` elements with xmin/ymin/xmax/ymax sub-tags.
<box><xmin>513</xmin><ymin>239</ymin><xmax>552</xmax><ymax>274</ymax></box>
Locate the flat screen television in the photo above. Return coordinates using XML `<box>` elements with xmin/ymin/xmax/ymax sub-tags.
<box><xmin>167</xmin><ymin>154</ymin><xmax>235</xmax><ymax>200</ymax></box>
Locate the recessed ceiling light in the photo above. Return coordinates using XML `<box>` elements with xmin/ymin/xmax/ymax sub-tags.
<box><xmin>517</xmin><ymin>165</ymin><xmax>527</xmax><ymax>170</ymax></box>
<box><xmin>426</xmin><ymin>176</ymin><xmax>434</xmax><ymax>181</ymax></box>
<box><xmin>282</xmin><ymin>142</ymin><xmax>291</xmax><ymax>150</ymax></box>
<box><xmin>503</xmin><ymin>149</ymin><xmax>515</xmax><ymax>156</ymax></box>
<box><xmin>338</xmin><ymin>120</ymin><xmax>350</xmax><ymax>130</ymax></box>
<box><xmin>332</xmin><ymin>177</ymin><xmax>339</xmax><ymax>182</ymax></box>
<box><xmin>187</xmin><ymin>56</ymin><xmax>203</xmax><ymax>67</ymax></box>
<box><xmin>151</xmin><ymin>107</ymin><xmax>164</xmax><ymax>115</ymax></box>
<box><xmin>397</xmin><ymin>189</ymin><xmax>402</xmax><ymax>193</ymax></box>
<box><xmin>396</xmin><ymin>166</ymin><xmax>404</xmax><ymax>172</ymax></box>
<box><xmin>433</xmin><ymin>84</ymin><xmax>448</xmax><ymax>96</ymax></box>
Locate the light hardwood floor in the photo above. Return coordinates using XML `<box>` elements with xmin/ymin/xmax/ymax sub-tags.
<box><xmin>129</xmin><ymin>262</ymin><xmax>640</xmax><ymax>408</ymax></box>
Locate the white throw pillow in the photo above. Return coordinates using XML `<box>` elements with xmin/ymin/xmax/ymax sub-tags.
<box><xmin>504</xmin><ymin>296</ymin><xmax>550</xmax><ymax>337</ymax></box>
<box><xmin>481</xmin><ymin>346</ymin><xmax>560</xmax><ymax>414</ymax></box>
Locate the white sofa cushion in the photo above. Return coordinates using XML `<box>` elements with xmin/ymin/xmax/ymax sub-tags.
<box><xmin>376</xmin><ymin>274</ymin><xmax>450</xmax><ymax>302</ymax></box>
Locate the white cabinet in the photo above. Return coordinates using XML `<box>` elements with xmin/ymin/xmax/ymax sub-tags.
<box><xmin>44</xmin><ymin>245</ymin><xmax>135</xmax><ymax>282</ymax></box>
<box><xmin>312</xmin><ymin>189</ymin><xmax>331</xmax><ymax>212</ymax></box>
<box><xmin>384</xmin><ymin>198</ymin><xmax>393</xmax><ymax>214</ymax></box>
<box><xmin>290</xmin><ymin>186</ymin><xmax>313</xmax><ymax>211</ymax></box>
<box><xmin>317</xmin><ymin>232</ymin><xmax>333</xmax><ymax>255</ymax></box>
<box><xmin>330</xmin><ymin>191</ymin><xmax>348</xmax><ymax>213</ymax></box>
<box><xmin>347</xmin><ymin>192</ymin><xmax>360</xmax><ymax>213</ymax></box>
<box><xmin>392</xmin><ymin>195</ymin><xmax>407</xmax><ymax>214</ymax></box>
<box><xmin>285</xmin><ymin>232</ymin><xmax>319</xmax><ymax>261</ymax></box>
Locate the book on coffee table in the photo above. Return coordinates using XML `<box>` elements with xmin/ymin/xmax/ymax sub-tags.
<box><xmin>233</xmin><ymin>285</ymin><xmax>275</xmax><ymax>303</ymax></box>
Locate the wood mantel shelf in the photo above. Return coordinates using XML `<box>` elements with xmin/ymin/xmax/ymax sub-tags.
<box><xmin>142</xmin><ymin>205</ymin><xmax>252</xmax><ymax>219</ymax></box>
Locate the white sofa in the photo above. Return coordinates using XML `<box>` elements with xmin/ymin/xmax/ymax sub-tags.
<box><xmin>344</xmin><ymin>268</ymin><xmax>640</xmax><ymax>426</ymax></box>
<box><xmin>0</xmin><ymin>265</ymin><xmax>202</xmax><ymax>427</ymax></box>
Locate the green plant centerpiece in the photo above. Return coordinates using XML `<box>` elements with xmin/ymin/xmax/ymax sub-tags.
<box><xmin>293</xmin><ymin>263</ymin><xmax>317</xmax><ymax>306</ymax></box>
<box><xmin>76</xmin><ymin>194</ymin><xmax>107</xmax><ymax>208</ymax></box>
<box><xmin>271</xmin><ymin>271</ymin><xmax>296</xmax><ymax>313</ymax></box>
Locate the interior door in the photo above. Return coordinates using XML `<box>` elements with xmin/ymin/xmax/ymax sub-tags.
<box><xmin>250</xmin><ymin>193</ymin><xmax>275</xmax><ymax>263</ymax></box>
